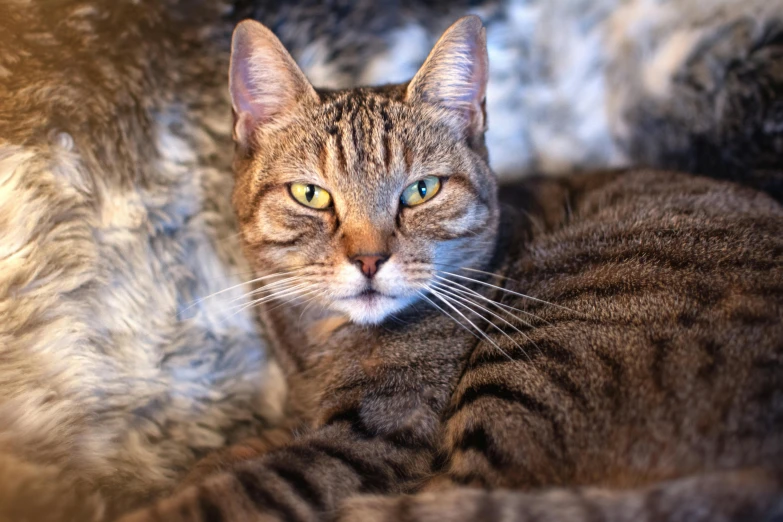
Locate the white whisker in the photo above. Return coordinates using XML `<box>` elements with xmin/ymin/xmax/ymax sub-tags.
<box><xmin>416</xmin><ymin>290</ymin><xmax>484</xmax><ymax>344</ymax></box>
<box><xmin>265</xmin><ymin>288</ymin><xmax>321</xmax><ymax>315</ymax></box>
<box><xmin>179</xmin><ymin>268</ymin><xmax>308</xmax><ymax>316</ymax></box>
<box><xmin>231</xmin><ymin>275</ymin><xmax>308</xmax><ymax>304</ymax></box>
<box><xmin>225</xmin><ymin>283</ymin><xmax>311</xmax><ymax>319</ymax></box>
<box><xmin>438</xmin><ymin>271</ymin><xmax>576</xmax><ymax>313</ymax></box>
<box><xmin>298</xmin><ymin>292</ymin><xmax>325</xmax><ymax>325</ymax></box>
<box><xmin>424</xmin><ymin>286</ymin><xmax>513</xmax><ymax>361</ymax></box>
<box><xmin>433</xmin><ymin>275</ymin><xmax>549</xmax><ymax>326</ymax></box>
<box><xmin>431</xmin><ymin>281</ymin><xmax>535</xmax><ymax>360</ymax></box>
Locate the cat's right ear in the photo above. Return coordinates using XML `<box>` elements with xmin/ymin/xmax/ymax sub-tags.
<box><xmin>229</xmin><ymin>20</ymin><xmax>319</xmax><ymax>149</ymax></box>
<box><xmin>406</xmin><ymin>16</ymin><xmax>489</xmax><ymax>142</ymax></box>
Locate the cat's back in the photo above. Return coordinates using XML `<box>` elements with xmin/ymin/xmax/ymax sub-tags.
<box><xmin>442</xmin><ymin>169</ymin><xmax>783</xmax><ymax>490</ymax></box>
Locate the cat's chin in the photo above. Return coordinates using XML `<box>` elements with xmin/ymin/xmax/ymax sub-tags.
<box><xmin>333</xmin><ymin>291</ymin><xmax>415</xmax><ymax>325</ymax></box>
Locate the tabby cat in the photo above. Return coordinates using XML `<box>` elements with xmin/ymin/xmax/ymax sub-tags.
<box><xmin>120</xmin><ymin>16</ymin><xmax>783</xmax><ymax>522</ymax></box>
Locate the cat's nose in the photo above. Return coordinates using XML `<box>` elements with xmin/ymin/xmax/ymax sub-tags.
<box><xmin>351</xmin><ymin>254</ymin><xmax>389</xmax><ymax>279</ymax></box>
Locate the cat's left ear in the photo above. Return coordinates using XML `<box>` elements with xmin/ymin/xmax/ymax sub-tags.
<box><xmin>406</xmin><ymin>16</ymin><xmax>489</xmax><ymax>140</ymax></box>
<box><xmin>229</xmin><ymin>19</ymin><xmax>319</xmax><ymax>149</ymax></box>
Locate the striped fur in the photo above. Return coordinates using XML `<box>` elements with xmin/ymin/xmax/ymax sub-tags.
<box><xmin>118</xmin><ymin>17</ymin><xmax>783</xmax><ymax>522</ymax></box>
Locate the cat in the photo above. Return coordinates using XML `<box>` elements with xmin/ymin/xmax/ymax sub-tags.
<box><xmin>117</xmin><ymin>15</ymin><xmax>783</xmax><ymax>522</ymax></box>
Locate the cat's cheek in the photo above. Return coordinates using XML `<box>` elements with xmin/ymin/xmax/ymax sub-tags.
<box><xmin>329</xmin><ymin>262</ymin><xmax>368</xmax><ymax>299</ymax></box>
<box><xmin>372</xmin><ymin>260</ymin><xmax>422</xmax><ymax>298</ymax></box>
<box><xmin>399</xmin><ymin>202</ymin><xmax>491</xmax><ymax>242</ymax></box>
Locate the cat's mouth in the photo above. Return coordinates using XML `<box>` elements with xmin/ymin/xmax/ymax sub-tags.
<box><xmin>335</xmin><ymin>288</ymin><xmax>411</xmax><ymax>325</ymax></box>
<box><xmin>345</xmin><ymin>289</ymin><xmax>393</xmax><ymax>302</ymax></box>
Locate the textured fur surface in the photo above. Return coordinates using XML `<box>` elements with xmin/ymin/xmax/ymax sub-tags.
<box><xmin>1</xmin><ymin>0</ymin><xmax>783</xmax><ymax>520</ymax></box>
<box><xmin>0</xmin><ymin>1</ymin><xmax>285</xmax><ymax>519</ymax></box>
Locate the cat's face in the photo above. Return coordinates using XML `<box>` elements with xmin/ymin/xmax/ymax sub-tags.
<box><xmin>230</xmin><ymin>16</ymin><xmax>498</xmax><ymax>324</ymax></box>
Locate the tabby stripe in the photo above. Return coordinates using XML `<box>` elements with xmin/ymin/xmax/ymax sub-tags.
<box><xmin>403</xmin><ymin>146</ymin><xmax>414</xmax><ymax>173</ymax></box>
<box><xmin>729</xmin><ymin>305</ymin><xmax>779</xmax><ymax>325</ymax></box>
<box><xmin>324</xmin><ymin>407</ymin><xmax>376</xmax><ymax>441</ymax></box>
<box><xmin>258</xmin><ymin>234</ymin><xmax>306</xmax><ymax>248</ymax></box>
<box><xmin>528</xmin><ymin>338</ymin><xmax>575</xmax><ymax>364</ymax></box>
<box><xmin>594</xmin><ymin>350</ymin><xmax>624</xmax><ymax>408</ymax></box>
<box><xmin>492</xmin><ymin>319</ymin><xmax>538</xmax><ymax>335</ymax></box>
<box><xmin>431</xmin><ymin>449</ymin><xmax>449</xmax><ymax>474</ymax></box>
<box><xmin>752</xmin><ymin>354</ymin><xmax>783</xmax><ymax>371</ymax></box>
<box><xmin>382</xmin><ymin>427</ymin><xmax>430</xmax><ymax>450</ymax></box>
<box><xmin>453</xmin><ymin>383</ymin><xmax>550</xmax><ymax>417</ymax></box>
<box><xmin>534</xmin><ymin>317</ymin><xmax>611</xmax><ymax>327</ymax></box>
<box><xmin>451</xmin><ymin>471</ymin><xmax>490</xmax><ymax>488</ymax></box>
<box><xmin>308</xmin><ymin>442</ymin><xmax>392</xmax><ymax>492</ymax></box>
<box><xmin>265</xmin><ymin>460</ymin><xmax>327</xmax><ymax>512</ymax></box>
<box><xmin>455</xmin><ymin>424</ymin><xmax>509</xmax><ymax>469</ymax></box>
<box><xmin>332</xmin><ymin>101</ymin><xmax>345</xmax><ymax>123</ymax></box>
<box><xmin>541</xmin><ymin>242</ymin><xmax>776</xmax><ymax>279</ymax></box>
<box><xmin>335</xmin><ymin>131</ymin><xmax>348</xmax><ymax>174</ymax></box>
<box><xmin>433</xmin><ymin>205</ymin><xmax>474</xmax><ymax>224</ymax></box>
<box><xmin>234</xmin><ymin>469</ymin><xmax>306</xmax><ymax>522</ymax></box>
<box><xmin>325</xmin><ymin>407</ymin><xmax>431</xmax><ymax>450</ymax></box>
<box><xmin>198</xmin><ymin>487</ymin><xmax>224</xmax><ymax>522</ymax></box>
<box><xmin>447</xmin><ymin>175</ymin><xmax>491</xmax><ymax>209</ymax></box>
<box><xmin>542</xmin><ymin>366</ymin><xmax>589</xmax><ymax>409</ymax></box>
<box><xmin>318</xmin><ymin>144</ymin><xmax>329</xmax><ymax>180</ymax></box>
<box><xmin>242</xmin><ymin>181</ymin><xmax>275</xmax><ymax>225</ymax></box>
<box><xmin>751</xmin><ymin>283</ymin><xmax>783</xmax><ymax>298</ymax></box>
<box><xmin>350</xmin><ymin>107</ymin><xmax>361</xmax><ymax>160</ymax></box>
<box><xmin>286</xmin><ymin>445</ymin><xmax>327</xmax><ymax>465</ymax></box>
<box><xmin>650</xmin><ymin>336</ymin><xmax>671</xmax><ymax>391</ymax></box>
<box><xmin>427</xmin><ymin>227</ymin><xmax>488</xmax><ymax>241</ymax></box>
<box><xmin>454</xmin><ymin>383</ymin><xmax>568</xmax><ymax>453</ymax></box>
<box><xmin>468</xmin><ymin>338</ymin><xmax>573</xmax><ymax>370</ymax></box>
<box><xmin>555</xmin><ymin>281</ymin><xmax>644</xmax><ymax>300</ymax></box>
<box><xmin>380</xmin><ymin>102</ymin><xmax>393</xmax><ymax>172</ymax></box>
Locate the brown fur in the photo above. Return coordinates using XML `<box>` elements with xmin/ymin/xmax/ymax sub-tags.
<box><xmin>119</xmin><ymin>16</ymin><xmax>783</xmax><ymax>522</ymax></box>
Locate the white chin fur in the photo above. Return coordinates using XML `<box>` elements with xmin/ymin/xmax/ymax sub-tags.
<box><xmin>333</xmin><ymin>294</ymin><xmax>415</xmax><ymax>325</ymax></box>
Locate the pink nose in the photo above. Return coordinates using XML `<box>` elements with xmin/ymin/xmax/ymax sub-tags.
<box><xmin>351</xmin><ymin>254</ymin><xmax>389</xmax><ymax>278</ymax></box>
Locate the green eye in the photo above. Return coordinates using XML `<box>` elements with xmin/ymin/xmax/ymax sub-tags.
<box><xmin>400</xmin><ymin>176</ymin><xmax>441</xmax><ymax>207</ymax></box>
<box><xmin>290</xmin><ymin>183</ymin><xmax>332</xmax><ymax>209</ymax></box>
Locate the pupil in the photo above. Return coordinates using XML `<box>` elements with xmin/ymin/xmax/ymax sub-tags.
<box><xmin>417</xmin><ymin>180</ymin><xmax>427</xmax><ymax>198</ymax></box>
<box><xmin>305</xmin><ymin>184</ymin><xmax>315</xmax><ymax>202</ymax></box>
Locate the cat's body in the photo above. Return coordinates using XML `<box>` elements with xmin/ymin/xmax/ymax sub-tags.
<box><xmin>120</xmin><ymin>17</ymin><xmax>783</xmax><ymax>522</ymax></box>
<box><xmin>123</xmin><ymin>168</ymin><xmax>783</xmax><ymax>522</ymax></box>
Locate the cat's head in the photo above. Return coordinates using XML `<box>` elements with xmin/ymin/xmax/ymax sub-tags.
<box><xmin>230</xmin><ymin>16</ymin><xmax>499</xmax><ymax>325</ymax></box>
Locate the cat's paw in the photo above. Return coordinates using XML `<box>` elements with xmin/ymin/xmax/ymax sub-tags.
<box><xmin>179</xmin><ymin>428</ymin><xmax>292</xmax><ymax>488</ymax></box>
<box><xmin>118</xmin><ymin>473</ymin><xmax>278</xmax><ymax>522</ymax></box>
<box><xmin>338</xmin><ymin>491</ymin><xmax>479</xmax><ymax>522</ymax></box>
<box><xmin>337</xmin><ymin>494</ymin><xmax>400</xmax><ymax>522</ymax></box>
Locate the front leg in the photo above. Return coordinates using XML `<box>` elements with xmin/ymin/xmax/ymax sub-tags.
<box><xmin>178</xmin><ymin>428</ymin><xmax>294</xmax><ymax>489</ymax></box>
<box><xmin>121</xmin><ymin>421</ymin><xmax>433</xmax><ymax>522</ymax></box>
<box><xmin>118</xmin><ymin>320</ymin><xmax>475</xmax><ymax>522</ymax></box>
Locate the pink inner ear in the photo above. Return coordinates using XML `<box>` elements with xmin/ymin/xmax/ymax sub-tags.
<box><xmin>231</xmin><ymin>59</ymin><xmax>258</xmax><ymax>117</ymax></box>
<box><xmin>229</xmin><ymin>21</ymin><xmax>318</xmax><ymax>145</ymax></box>
<box><xmin>230</xmin><ymin>36</ymin><xmax>276</xmax><ymax>127</ymax></box>
<box><xmin>406</xmin><ymin>17</ymin><xmax>488</xmax><ymax>136</ymax></box>
<box><xmin>230</xmin><ymin>40</ymin><xmax>270</xmax><ymax>145</ymax></box>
